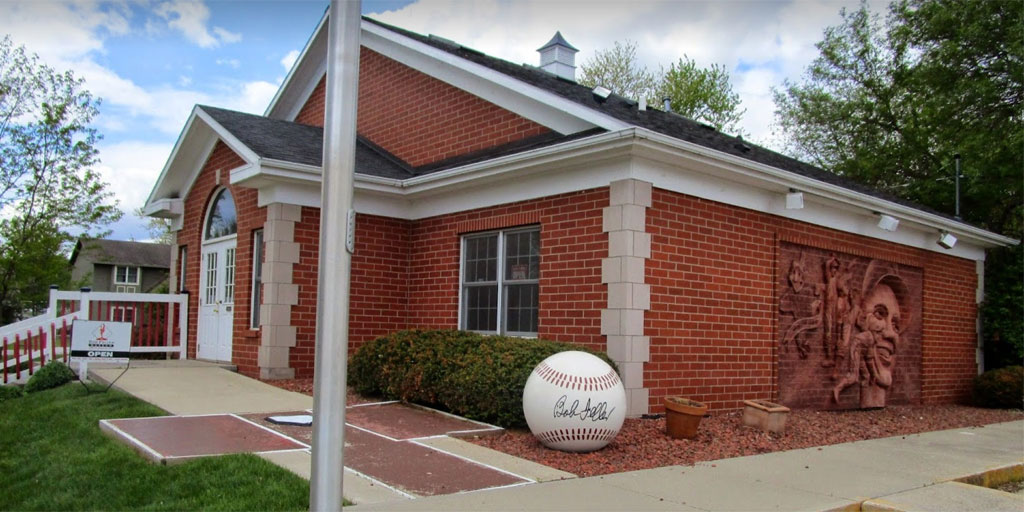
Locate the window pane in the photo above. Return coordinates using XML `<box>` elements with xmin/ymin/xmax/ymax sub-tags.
<box><xmin>127</xmin><ymin>267</ymin><xmax>139</xmax><ymax>284</ymax></box>
<box><xmin>464</xmin><ymin>235</ymin><xmax>497</xmax><ymax>283</ymax></box>
<box><xmin>224</xmin><ymin>248</ymin><xmax>236</xmax><ymax>303</ymax></box>
<box><xmin>204</xmin><ymin>252</ymin><xmax>217</xmax><ymax>305</ymax></box>
<box><xmin>251</xmin><ymin>230</ymin><xmax>263</xmax><ymax>329</ymax></box>
<box><xmin>505</xmin><ymin>231</ymin><xmax>540</xmax><ymax>280</ymax></box>
<box><xmin>465</xmin><ymin>285</ymin><xmax>498</xmax><ymax>331</ymax></box>
<box><xmin>204</xmin><ymin>189</ymin><xmax>238</xmax><ymax>240</ymax></box>
<box><xmin>505</xmin><ymin>283</ymin><xmax>538</xmax><ymax>333</ymax></box>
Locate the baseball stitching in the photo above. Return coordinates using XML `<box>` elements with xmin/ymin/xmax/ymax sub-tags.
<box><xmin>534</xmin><ymin>361</ymin><xmax>621</xmax><ymax>391</ymax></box>
<box><xmin>534</xmin><ymin>428</ymin><xmax>618</xmax><ymax>445</ymax></box>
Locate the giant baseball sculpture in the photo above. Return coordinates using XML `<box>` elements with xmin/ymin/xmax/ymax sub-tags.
<box><xmin>522</xmin><ymin>351</ymin><xmax>626</xmax><ymax>452</ymax></box>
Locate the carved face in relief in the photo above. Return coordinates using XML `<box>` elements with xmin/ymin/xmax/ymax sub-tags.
<box><xmin>861</xmin><ymin>283</ymin><xmax>901</xmax><ymax>388</ymax></box>
<box><xmin>788</xmin><ymin>260</ymin><xmax>806</xmax><ymax>293</ymax></box>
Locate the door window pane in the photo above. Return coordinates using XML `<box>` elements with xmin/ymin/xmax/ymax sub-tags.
<box><xmin>223</xmin><ymin>248</ymin><xmax>235</xmax><ymax>303</ymax></box>
<box><xmin>204</xmin><ymin>252</ymin><xmax>217</xmax><ymax>305</ymax></box>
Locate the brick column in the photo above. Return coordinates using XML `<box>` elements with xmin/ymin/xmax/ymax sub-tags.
<box><xmin>258</xmin><ymin>203</ymin><xmax>301</xmax><ymax>379</ymax></box>
<box><xmin>601</xmin><ymin>179</ymin><xmax>652</xmax><ymax>417</ymax></box>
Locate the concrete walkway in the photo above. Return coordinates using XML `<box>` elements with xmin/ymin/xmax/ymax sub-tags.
<box><xmin>351</xmin><ymin>420</ymin><xmax>1024</xmax><ymax>512</ymax></box>
<box><xmin>89</xmin><ymin>362</ymin><xmax>1023</xmax><ymax>511</ymax></box>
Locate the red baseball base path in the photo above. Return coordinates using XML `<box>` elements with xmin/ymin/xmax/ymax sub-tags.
<box><xmin>100</xmin><ymin>401</ymin><xmax>531</xmax><ymax>497</ymax></box>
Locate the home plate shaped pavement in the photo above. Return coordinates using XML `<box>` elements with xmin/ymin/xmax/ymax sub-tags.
<box><xmin>100</xmin><ymin>401</ymin><xmax>532</xmax><ymax>497</ymax></box>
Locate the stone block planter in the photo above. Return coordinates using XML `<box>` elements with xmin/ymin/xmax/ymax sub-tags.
<box><xmin>664</xmin><ymin>397</ymin><xmax>707</xmax><ymax>440</ymax></box>
<box><xmin>742</xmin><ymin>399</ymin><xmax>791</xmax><ymax>434</ymax></box>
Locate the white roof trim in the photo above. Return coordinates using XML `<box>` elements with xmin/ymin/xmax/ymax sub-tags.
<box><xmin>361</xmin><ymin>21</ymin><xmax>628</xmax><ymax>134</ymax></box>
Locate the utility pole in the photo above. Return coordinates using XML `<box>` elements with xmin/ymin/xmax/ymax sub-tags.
<box><xmin>954</xmin><ymin>153</ymin><xmax>961</xmax><ymax>220</ymax></box>
<box><xmin>310</xmin><ymin>0</ymin><xmax>360</xmax><ymax>510</ymax></box>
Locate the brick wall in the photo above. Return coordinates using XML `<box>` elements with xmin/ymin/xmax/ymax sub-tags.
<box><xmin>293</xmin><ymin>49</ymin><xmax>551</xmax><ymax>167</ymax></box>
<box><xmin>406</xmin><ymin>188</ymin><xmax>608</xmax><ymax>350</ymax></box>
<box><xmin>178</xmin><ymin>141</ymin><xmax>266</xmax><ymax>377</ymax></box>
<box><xmin>287</xmin><ymin>209</ymin><xmax>415</xmax><ymax>377</ymax></box>
<box><xmin>646</xmin><ymin>187</ymin><xmax>978</xmax><ymax>412</ymax></box>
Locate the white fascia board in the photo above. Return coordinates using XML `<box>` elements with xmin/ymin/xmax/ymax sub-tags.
<box><xmin>265</xmin><ymin>10</ymin><xmax>329</xmax><ymax>120</ymax></box>
<box><xmin>629</xmin><ymin>128</ymin><xmax>1017</xmax><ymax>249</ymax></box>
<box><xmin>361</xmin><ymin>22</ymin><xmax>628</xmax><ymax>134</ymax></box>
<box><xmin>145</xmin><ymin>106</ymin><xmax>208</xmax><ymax>207</ymax></box>
<box><xmin>142</xmin><ymin>198</ymin><xmax>184</xmax><ymax>219</ymax></box>
<box><xmin>193</xmin><ymin>109</ymin><xmax>262</xmax><ymax>166</ymax></box>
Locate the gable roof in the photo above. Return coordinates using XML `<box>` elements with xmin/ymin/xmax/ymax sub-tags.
<box><xmin>360</xmin><ymin>17</ymin><xmax>951</xmax><ymax>222</ymax></box>
<box><xmin>70</xmin><ymin>239</ymin><xmax>172</xmax><ymax>268</ymax></box>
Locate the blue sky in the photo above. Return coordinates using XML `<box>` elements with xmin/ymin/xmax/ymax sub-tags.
<box><xmin>0</xmin><ymin>0</ymin><xmax>869</xmax><ymax>242</ymax></box>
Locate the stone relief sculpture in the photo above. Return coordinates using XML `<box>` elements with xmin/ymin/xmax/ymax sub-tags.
<box><xmin>778</xmin><ymin>245</ymin><xmax>920</xmax><ymax>409</ymax></box>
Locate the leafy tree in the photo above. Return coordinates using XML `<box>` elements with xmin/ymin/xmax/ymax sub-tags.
<box><xmin>0</xmin><ymin>37</ymin><xmax>120</xmax><ymax>323</ymax></box>
<box><xmin>133</xmin><ymin>206</ymin><xmax>174</xmax><ymax>244</ymax></box>
<box><xmin>577</xmin><ymin>40</ymin><xmax>657</xmax><ymax>106</ymax></box>
<box><xmin>655</xmin><ymin>57</ymin><xmax>745</xmax><ymax>135</ymax></box>
<box><xmin>578</xmin><ymin>41</ymin><xmax>745</xmax><ymax>133</ymax></box>
<box><xmin>774</xmin><ymin>0</ymin><xmax>1022</xmax><ymax>368</ymax></box>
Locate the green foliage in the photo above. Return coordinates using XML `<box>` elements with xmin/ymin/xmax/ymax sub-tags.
<box><xmin>0</xmin><ymin>384</ymin><xmax>23</xmax><ymax>402</ymax></box>
<box><xmin>577</xmin><ymin>40</ymin><xmax>657</xmax><ymax>105</ymax></box>
<box><xmin>578</xmin><ymin>41</ymin><xmax>745</xmax><ymax>134</ymax></box>
<box><xmin>0</xmin><ymin>383</ymin><xmax>309</xmax><ymax>510</ymax></box>
<box><xmin>983</xmin><ymin>244</ymin><xmax>1024</xmax><ymax>369</ymax></box>
<box><xmin>348</xmin><ymin>329</ymin><xmax>618</xmax><ymax>428</ymax></box>
<box><xmin>773</xmin><ymin>0</ymin><xmax>1022</xmax><ymax>363</ymax></box>
<box><xmin>972</xmin><ymin>366</ymin><xmax>1023</xmax><ymax>409</ymax></box>
<box><xmin>773</xmin><ymin>0</ymin><xmax>1022</xmax><ymax>238</ymax></box>
<box><xmin>0</xmin><ymin>36</ymin><xmax>121</xmax><ymax>323</ymax></box>
<box><xmin>655</xmin><ymin>56</ymin><xmax>746</xmax><ymax>135</ymax></box>
<box><xmin>24</xmin><ymin>361</ymin><xmax>76</xmax><ymax>393</ymax></box>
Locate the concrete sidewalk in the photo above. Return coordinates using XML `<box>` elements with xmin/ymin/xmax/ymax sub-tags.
<box><xmin>89</xmin><ymin>362</ymin><xmax>1022</xmax><ymax>511</ymax></box>
<box><xmin>350</xmin><ymin>420</ymin><xmax>1023</xmax><ymax>512</ymax></box>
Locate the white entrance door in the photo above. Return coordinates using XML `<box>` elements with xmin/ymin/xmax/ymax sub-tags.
<box><xmin>198</xmin><ymin>238</ymin><xmax>236</xmax><ymax>362</ymax></box>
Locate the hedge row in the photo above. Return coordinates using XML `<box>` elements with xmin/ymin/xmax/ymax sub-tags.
<box><xmin>973</xmin><ymin>366</ymin><xmax>1023</xmax><ymax>409</ymax></box>
<box><xmin>348</xmin><ymin>329</ymin><xmax>617</xmax><ymax>428</ymax></box>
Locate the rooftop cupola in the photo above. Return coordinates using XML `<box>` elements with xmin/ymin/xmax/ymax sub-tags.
<box><xmin>537</xmin><ymin>31</ymin><xmax>578</xmax><ymax>81</ymax></box>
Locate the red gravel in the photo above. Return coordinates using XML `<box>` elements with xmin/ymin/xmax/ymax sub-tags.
<box><xmin>469</xmin><ymin>405</ymin><xmax>1022</xmax><ymax>477</ymax></box>
<box><xmin>265</xmin><ymin>379</ymin><xmax>1021</xmax><ymax>478</ymax></box>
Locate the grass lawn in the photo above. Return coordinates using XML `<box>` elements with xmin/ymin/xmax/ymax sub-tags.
<box><xmin>0</xmin><ymin>382</ymin><xmax>310</xmax><ymax>511</ymax></box>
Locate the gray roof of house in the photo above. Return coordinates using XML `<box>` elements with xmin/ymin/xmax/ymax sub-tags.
<box><xmin>362</xmin><ymin>17</ymin><xmax>962</xmax><ymax>222</ymax></box>
<box><xmin>71</xmin><ymin>239</ymin><xmax>172</xmax><ymax>268</ymax></box>
<box><xmin>190</xmin><ymin>18</ymin><xmax>962</xmax><ymax>224</ymax></box>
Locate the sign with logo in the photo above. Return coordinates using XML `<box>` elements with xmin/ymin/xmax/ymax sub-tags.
<box><xmin>71</xmin><ymin>320</ymin><xmax>132</xmax><ymax>363</ymax></box>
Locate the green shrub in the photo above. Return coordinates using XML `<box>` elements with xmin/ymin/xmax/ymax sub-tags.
<box><xmin>24</xmin><ymin>362</ymin><xmax>77</xmax><ymax>393</ymax></box>
<box><xmin>348</xmin><ymin>329</ymin><xmax>618</xmax><ymax>428</ymax></box>
<box><xmin>973</xmin><ymin>366</ymin><xmax>1023</xmax><ymax>409</ymax></box>
<box><xmin>0</xmin><ymin>385</ymin><xmax>23</xmax><ymax>402</ymax></box>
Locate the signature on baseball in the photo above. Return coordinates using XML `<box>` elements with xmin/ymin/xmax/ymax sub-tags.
<box><xmin>553</xmin><ymin>395</ymin><xmax>615</xmax><ymax>422</ymax></box>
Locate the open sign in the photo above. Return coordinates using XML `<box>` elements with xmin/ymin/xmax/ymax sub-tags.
<box><xmin>71</xmin><ymin>320</ymin><xmax>131</xmax><ymax>363</ymax></box>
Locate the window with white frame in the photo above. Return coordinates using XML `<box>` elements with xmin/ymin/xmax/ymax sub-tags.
<box><xmin>114</xmin><ymin>265</ymin><xmax>140</xmax><ymax>293</ymax></box>
<box><xmin>178</xmin><ymin>246</ymin><xmax>187</xmax><ymax>292</ymax></box>
<box><xmin>461</xmin><ymin>227</ymin><xmax>540</xmax><ymax>335</ymax></box>
<box><xmin>250</xmin><ymin>229</ymin><xmax>263</xmax><ymax>329</ymax></box>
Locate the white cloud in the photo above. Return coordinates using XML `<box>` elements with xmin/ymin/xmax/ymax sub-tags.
<box><xmin>154</xmin><ymin>0</ymin><xmax>241</xmax><ymax>48</ymax></box>
<box><xmin>281</xmin><ymin>49</ymin><xmax>300</xmax><ymax>71</ymax></box>
<box><xmin>0</xmin><ymin>0</ymin><xmax>130</xmax><ymax>63</ymax></box>
<box><xmin>95</xmin><ymin>140</ymin><xmax>175</xmax><ymax>212</ymax></box>
<box><xmin>212</xmin><ymin>26</ymin><xmax>242</xmax><ymax>44</ymax></box>
<box><xmin>372</xmin><ymin>0</ymin><xmax>871</xmax><ymax>149</ymax></box>
<box><xmin>216</xmin><ymin>58</ymin><xmax>241</xmax><ymax>69</ymax></box>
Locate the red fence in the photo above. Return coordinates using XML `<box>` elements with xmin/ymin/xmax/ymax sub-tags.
<box><xmin>1</xmin><ymin>289</ymin><xmax>188</xmax><ymax>384</ymax></box>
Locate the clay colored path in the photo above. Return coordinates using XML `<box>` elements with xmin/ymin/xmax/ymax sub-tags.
<box><xmin>90</xmin><ymin>362</ymin><xmax>573</xmax><ymax>505</ymax></box>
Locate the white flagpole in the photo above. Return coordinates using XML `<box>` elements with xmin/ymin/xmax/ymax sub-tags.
<box><xmin>310</xmin><ymin>0</ymin><xmax>360</xmax><ymax>510</ymax></box>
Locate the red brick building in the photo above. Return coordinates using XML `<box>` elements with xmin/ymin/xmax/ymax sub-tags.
<box><xmin>144</xmin><ymin>15</ymin><xmax>1015</xmax><ymax>415</ymax></box>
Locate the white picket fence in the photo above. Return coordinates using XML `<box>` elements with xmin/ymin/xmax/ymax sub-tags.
<box><xmin>1</xmin><ymin>289</ymin><xmax>189</xmax><ymax>384</ymax></box>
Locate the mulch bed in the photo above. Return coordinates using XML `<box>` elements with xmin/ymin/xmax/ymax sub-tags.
<box><xmin>266</xmin><ymin>378</ymin><xmax>1022</xmax><ymax>478</ymax></box>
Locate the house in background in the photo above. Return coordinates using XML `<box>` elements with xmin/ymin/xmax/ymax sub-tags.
<box><xmin>70</xmin><ymin>238</ymin><xmax>172</xmax><ymax>293</ymax></box>
<box><xmin>143</xmin><ymin>13</ymin><xmax>1015</xmax><ymax>416</ymax></box>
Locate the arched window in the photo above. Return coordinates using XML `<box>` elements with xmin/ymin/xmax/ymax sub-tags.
<box><xmin>204</xmin><ymin>188</ymin><xmax>237</xmax><ymax>240</ymax></box>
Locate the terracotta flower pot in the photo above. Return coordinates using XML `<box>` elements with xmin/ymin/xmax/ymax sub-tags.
<box><xmin>664</xmin><ymin>397</ymin><xmax>707</xmax><ymax>440</ymax></box>
<box><xmin>742</xmin><ymin>399</ymin><xmax>791</xmax><ymax>434</ymax></box>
